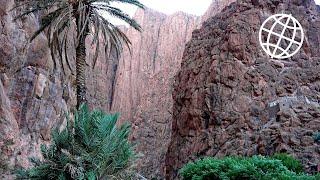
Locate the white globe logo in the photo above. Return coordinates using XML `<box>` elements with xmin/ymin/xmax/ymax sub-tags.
<box><xmin>259</xmin><ymin>14</ymin><xmax>304</xmax><ymax>59</ymax></box>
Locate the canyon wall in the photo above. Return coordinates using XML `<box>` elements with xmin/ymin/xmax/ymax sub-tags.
<box><xmin>0</xmin><ymin>1</ymin><xmax>118</xmax><ymax>178</ymax></box>
<box><xmin>201</xmin><ymin>0</ymin><xmax>237</xmax><ymax>23</ymax></box>
<box><xmin>112</xmin><ymin>8</ymin><xmax>199</xmax><ymax>178</ymax></box>
<box><xmin>0</xmin><ymin>0</ymin><xmax>236</xmax><ymax>178</ymax></box>
<box><xmin>165</xmin><ymin>0</ymin><xmax>320</xmax><ymax>179</ymax></box>
<box><xmin>111</xmin><ymin>1</ymin><xmax>235</xmax><ymax>178</ymax></box>
<box><xmin>0</xmin><ymin>0</ymin><xmax>71</xmax><ymax>178</ymax></box>
<box><xmin>1</xmin><ymin>0</ymin><xmax>319</xmax><ymax>179</ymax></box>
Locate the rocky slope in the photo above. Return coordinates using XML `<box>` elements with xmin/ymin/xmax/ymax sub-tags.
<box><xmin>165</xmin><ymin>0</ymin><xmax>320</xmax><ymax>179</ymax></box>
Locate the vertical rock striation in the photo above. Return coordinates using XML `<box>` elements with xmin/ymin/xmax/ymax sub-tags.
<box><xmin>165</xmin><ymin>0</ymin><xmax>320</xmax><ymax>179</ymax></box>
<box><xmin>112</xmin><ymin>8</ymin><xmax>199</xmax><ymax>178</ymax></box>
<box><xmin>111</xmin><ymin>1</ymin><xmax>235</xmax><ymax>178</ymax></box>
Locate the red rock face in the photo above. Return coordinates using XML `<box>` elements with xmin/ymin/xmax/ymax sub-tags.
<box><xmin>0</xmin><ymin>0</ymin><xmax>235</xmax><ymax>178</ymax></box>
<box><xmin>165</xmin><ymin>0</ymin><xmax>320</xmax><ymax>179</ymax></box>
<box><xmin>111</xmin><ymin>8</ymin><xmax>199</xmax><ymax>178</ymax></box>
<box><xmin>111</xmin><ymin>1</ymin><xmax>235</xmax><ymax>178</ymax></box>
<box><xmin>0</xmin><ymin>76</ymin><xmax>19</xmax><ymax>179</ymax></box>
<box><xmin>0</xmin><ymin>0</ymin><xmax>74</xmax><ymax>178</ymax></box>
<box><xmin>201</xmin><ymin>0</ymin><xmax>237</xmax><ymax>23</ymax></box>
<box><xmin>0</xmin><ymin>3</ymin><xmax>124</xmax><ymax>177</ymax></box>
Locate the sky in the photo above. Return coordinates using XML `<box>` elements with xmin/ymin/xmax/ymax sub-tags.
<box><xmin>115</xmin><ymin>0</ymin><xmax>212</xmax><ymax>17</ymax></box>
<box><xmin>108</xmin><ymin>0</ymin><xmax>210</xmax><ymax>25</ymax></box>
<box><xmin>109</xmin><ymin>0</ymin><xmax>320</xmax><ymax>25</ymax></box>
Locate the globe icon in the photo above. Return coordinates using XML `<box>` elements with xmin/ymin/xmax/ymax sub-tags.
<box><xmin>259</xmin><ymin>14</ymin><xmax>304</xmax><ymax>59</ymax></box>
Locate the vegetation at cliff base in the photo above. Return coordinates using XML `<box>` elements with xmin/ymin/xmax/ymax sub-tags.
<box><xmin>180</xmin><ymin>155</ymin><xmax>319</xmax><ymax>180</ymax></box>
<box><xmin>271</xmin><ymin>153</ymin><xmax>304</xmax><ymax>173</ymax></box>
<box><xmin>17</xmin><ymin>105</ymin><xmax>135</xmax><ymax>180</ymax></box>
<box><xmin>314</xmin><ymin>131</ymin><xmax>320</xmax><ymax>143</ymax></box>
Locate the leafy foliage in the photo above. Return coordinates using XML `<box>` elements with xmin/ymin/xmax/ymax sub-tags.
<box><xmin>180</xmin><ymin>156</ymin><xmax>318</xmax><ymax>180</ymax></box>
<box><xmin>271</xmin><ymin>153</ymin><xmax>304</xmax><ymax>173</ymax></box>
<box><xmin>17</xmin><ymin>105</ymin><xmax>134</xmax><ymax>180</ymax></box>
<box><xmin>14</xmin><ymin>0</ymin><xmax>144</xmax><ymax>72</ymax></box>
<box><xmin>314</xmin><ymin>132</ymin><xmax>320</xmax><ymax>143</ymax></box>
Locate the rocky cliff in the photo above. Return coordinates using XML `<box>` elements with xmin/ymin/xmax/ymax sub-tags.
<box><xmin>0</xmin><ymin>0</ymin><xmax>236</xmax><ymax>178</ymax></box>
<box><xmin>111</xmin><ymin>8</ymin><xmax>199</xmax><ymax>178</ymax></box>
<box><xmin>111</xmin><ymin>1</ymin><xmax>234</xmax><ymax>178</ymax></box>
<box><xmin>165</xmin><ymin>0</ymin><xmax>320</xmax><ymax>179</ymax></box>
<box><xmin>0</xmin><ymin>0</ymin><xmax>71</xmax><ymax>178</ymax></box>
<box><xmin>201</xmin><ymin>0</ymin><xmax>236</xmax><ymax>23</ymax></box>
<box><xmin>0</xmin><ymin>0</ymin><xmax>119</xmax><ymax>178</ymax></box>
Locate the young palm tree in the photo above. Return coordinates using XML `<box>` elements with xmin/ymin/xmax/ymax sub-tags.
<box><xmin>17</xmin><ymin>105</ymin><xmax>136</xmax><ymax>179</ymax></box>
<box><xmin>14</xmin><ymin>0</ymin><xmax>144</xmax><ymax>108</ymax></box>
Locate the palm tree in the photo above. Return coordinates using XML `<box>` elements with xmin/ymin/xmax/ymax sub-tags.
<box><xmin>14</xmin><ymin>0</ymin><xmax>144</xmax><ymax>108</ymax></box>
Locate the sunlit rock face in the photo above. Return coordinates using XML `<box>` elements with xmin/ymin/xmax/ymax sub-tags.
<box><xmin>201</xmin><ymin>0</ymin><xmax>237</xmax><ymax>24</ymax></box>
<box><xmin>111</xmin><ymin>8</ymin><xmax>198</xmax><ymax>178</ymax></box>
<box><xmin>165</xmin><ymin>0</ymin><xmax>320</xmax><ymax>179</ymax></box>
<box><xmin>111</xmin><ymin>1</ymin><xmax>235</xmax><ymax>178</ymax></box>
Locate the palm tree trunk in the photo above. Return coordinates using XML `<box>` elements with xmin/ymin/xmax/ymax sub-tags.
<box><xmin>76</xmin><ymin>33</ymin><xmax>87</xmax><ymax>108</ymax></box>
<box><xmin>75</xmin><ymin>5</ymin><xmax>89</xmax><ymax>109</ymax></box>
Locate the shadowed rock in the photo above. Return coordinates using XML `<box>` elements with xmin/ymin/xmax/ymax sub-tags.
<box><xmin>165</xmin><ymin>0</ymin><xmax>320</xmax><ymax>179</ymax></box>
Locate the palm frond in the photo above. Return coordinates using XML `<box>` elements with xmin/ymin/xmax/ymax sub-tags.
<box><xmin>108</xmin><ymin>0</ymin><xmax>145</xmax><ymax>9</ymax></box>
<box><xmin>94</xmin><ymin>4</ymin><xmax>142</xmax><ymax>30</ymax></box>
<box><xmin>15</xmin><ymin>0</ymin><xmax>144</xmax><ymax>72</ymax></box>
<box><xmin>18</xmin><ymin>105</ymin><xmax>135</xmax><ymax>179</ymax></box>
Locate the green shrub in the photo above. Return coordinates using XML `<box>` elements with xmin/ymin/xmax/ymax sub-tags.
<box><xmin>180</xmin><ymin>156</ymin><xmax>317</xmax><ymax>180</ymax></box>
<box><xmin>271</xmin><ymin>153</ymin><xmax>304</xmax><ymax>173</ymax></box>
<box><xmin>17</xmin><ymin>105</ymin><xmax>134</xmax><ymax>180</ymax></box>
<box><xmin>314</xmin><ymin>132</ymin><xmax>320</xmax><ymax>143</ymax></box>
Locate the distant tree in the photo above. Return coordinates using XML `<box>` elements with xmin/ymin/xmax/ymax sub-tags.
<box><xmin>17</xmin><ymin>105</ymin><xmax>135</xmax><ymax>179</ymax></box>
<box><xmin>14</xmin><ymin>0</ymin><xmax>144</xmax><ymax>108</ymax></box>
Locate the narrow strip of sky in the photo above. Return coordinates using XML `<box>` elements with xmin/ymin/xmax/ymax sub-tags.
<box><xmin>108</xmin><ymin>0</ymin><xmax>320</xmax><ymax>25</ymax></box>
<box><xmin>114</xmin><ymin>0</ymin><xmax>320</xmax><ymax>17</ymax></box>
<box><xmin>108</xmin><ymin>0</ymin><xmax>211</xmax><ymax>25</ymax></box>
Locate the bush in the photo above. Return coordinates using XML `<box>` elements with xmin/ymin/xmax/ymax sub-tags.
<box><xmin>271</xmin><ymin>153</ymin><xmax>304</xmax><ymax>173</ymax></box>
<box><xmin>17</xmin><ymin>105</ymin><xmax>134</xmax><ymax>180</ymax></box>
<box><xmin>180</xmin><ymin>156</ymin><xmax>317</xmax><ymax>180</ymax></box>
<box><xmin>314</xmin><ymin>132</ymin><xmax>320</xmax><ymax>143</ymax></box>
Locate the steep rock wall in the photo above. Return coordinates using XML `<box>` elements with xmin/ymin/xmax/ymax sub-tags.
<box><xmin>112</xmin><ymin>8</ymin><xmax>199</xmax><ymax>178</ymax></box>
<box><xmin>111</xmin><ymin>1</ymin><xmax>235</xmax><ymax>178</ymax></box>
<box><xmin>165</xmin><ymin>0</ymin><xmax>320</xmax><ymax>179</ymax></box>
<box><xmin>0</xmin><ymin>0</ymin><xmax>236</xmax><ymax>178</ymax></box>
<box><xmin>201</xmin><ymin>0</ymin><xmax>237</xmax><ymax>23</ymax></box>
<box><xmin>0</xmin><ymin>1</ymin><xmax>119</xmax><ymax>178</ymax></box>
<box><xmin>0</xmin><ymin>0</ymin><xmax>72</xmax><ymax>178</ymax></box>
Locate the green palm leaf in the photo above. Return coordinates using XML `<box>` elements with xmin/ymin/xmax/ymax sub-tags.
<box><xmin>14</xmin><ymin>0</ymin><xmax>144</xmax><ymax>70</ymax></box>
<box><xmin>14</xmin><ymin>0</ymin><xmax>144</xmax><ymax>107</ymax></box>
<box><xmin>17</xmin><ymin>105</ymin><xmax>135</xmax><ymax>179</ymax></box>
